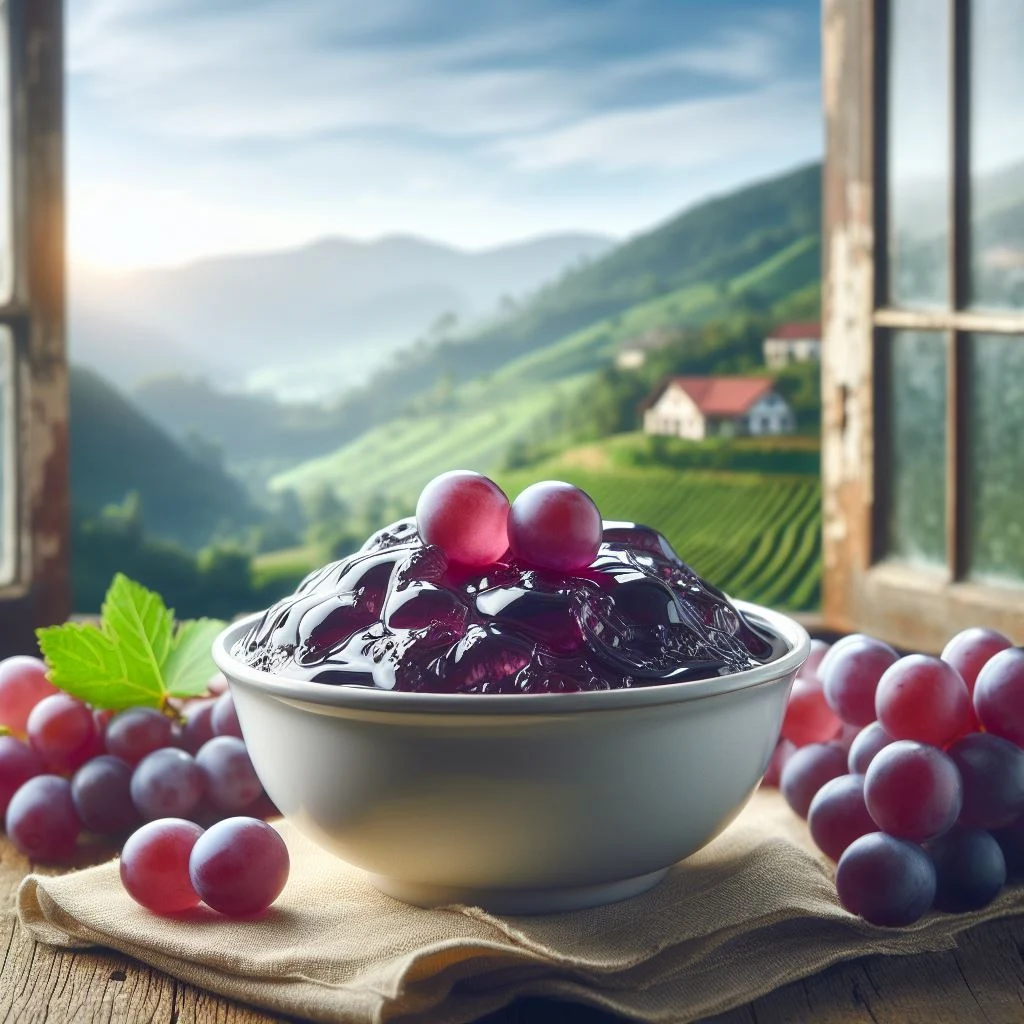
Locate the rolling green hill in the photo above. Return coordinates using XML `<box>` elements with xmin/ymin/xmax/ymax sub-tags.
<box><xmin>271</xmin><ymin>162</ymin><xmax>821</xmax><ymax>504</ymax></box>
<box><xmin>70</xmin><ymin>366</ymin><xmax>260</xmax><ymax>550</ymax></box>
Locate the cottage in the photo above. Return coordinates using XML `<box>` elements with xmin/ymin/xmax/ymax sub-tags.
<box><xmin>614</xmin><ymin>327</ymin><xmax>685</xmax><ymax>369</ymax></box>
<box><xmin>642</xmin><ymin>376</ymin><xmax>795</xmax><ymax>440</ymax></box>
<box><xmin>763</xmin><ymin>322</ymin><xmax>822</xmax><ymax>369</ymax></box>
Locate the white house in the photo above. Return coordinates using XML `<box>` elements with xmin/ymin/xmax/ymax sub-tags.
<box><xmin>763</xmin><ymin>322</ymin><xmax>822</xmax><ymax>369</ymax></box>
<box><xmin>614</xmin><ymin>327</ymin><xmax>684</xmax><ymax>370</ymax></box>
<box><xmin>641</xmin><ymin>376</ymin><xmax>796</xmax><ymax>440</ymax></box>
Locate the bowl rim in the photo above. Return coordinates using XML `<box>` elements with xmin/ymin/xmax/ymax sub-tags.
<box><xmin>212</xmin><ymin>600</ymin><xmax>810</xmax><ymax>715</ymax></box>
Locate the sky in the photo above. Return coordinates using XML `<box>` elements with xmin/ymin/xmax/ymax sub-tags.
<box><xmin>67</xmin><ymin>0</ymin><xmax>823</xmax><ymax>270</ymax></box>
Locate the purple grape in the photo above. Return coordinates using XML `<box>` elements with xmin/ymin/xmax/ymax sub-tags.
<box><xmin>992</xmin><ymin>815</ymin><xmax>1024</xmax><ymax>877</ymax></box>
<box><xmin>5</xmin><ymin>774</ymin><xmax>81</xmax><ymax>862</ymax></box>
<box><xmin>947</xmin><ymin>733</ymin><xmax>1024</xmax><ymax>829</ymax></box>
<box><xmin>196</xmin><ymin>737</ymin><xmax>263</xmax><ymax>812</ymax></box>
<box><xmin>847</xmin><ymin>721</ymin><xmax>896</xmax><ymax>774</ymax></box>
<box><xmin>189</xmin><ymin>817</ymin><xmax>289</xmax><ymax>916</ymax></box>
<box><xmin>822</xmin><ymin>636</ymin><xmax>899</xmax><ymax>726</ymax></box>
<box><xmin>131</xmin><ymin>748</ymin><xmax>205</xmax><ymax>821</ymax></box>
<box><xmin>780</xmin><ymin>742</ymin><xmax>849</xmax><ymax>819</ymax></box>
<box><xmin>808</xmin><ymin>774</ymin><xmax>876</xmax><ymax>861</ymax></box>
<box><xmin>926</xmin><ymin>827</ymin><xmax>1006</xmax><ymax>912</ymax></box>
<box><xmin>71</xmin><ymin>755</ymin><xmax>140</xmax><ymax>834</ymax></box>
<box><xmin>211</xmin><ymin>692</ymin><xmax>243</xmax><ymax>739</ymax></box>
<box><xmin>864</xmin><ymin>741</ymin><xmax>963</xmax><ymax>843</ymax></box>
<box><xmin>0</xmin><ymin>735</ymin><xmax>45</xmax><ymax>818</ymax></box>
<box><xmin>105</xmin><ymin>707</ymin><xmax>175</xmax><ymax>765</ymax></box>
<box><xmin>180</xmin><ymin>699</ymin><xmax>216</xmax><ymax>754</ymax></box>
<box><xmin>836</xmin><ymin>832</ymin><xmax>936</xmax><ymax>926</ymax></box>
<box><xmin>120</xmin><ymin>818</ymin><xmax>203</xmax><ymax>914</ymax></box>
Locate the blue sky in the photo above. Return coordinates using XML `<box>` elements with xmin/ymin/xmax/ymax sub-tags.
<box><xmin>67</xmin><ymin>0</ymin><xmax>822</xmax><ymax>269</ymax></box>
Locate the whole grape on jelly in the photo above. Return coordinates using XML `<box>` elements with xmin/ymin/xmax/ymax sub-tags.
<box><xmin>507</xmin><ymin>480</ymin><xmax>602</xmax><ymax>572</ymax></box>
<box><xmin>415</xmin><ymin>470</ymin><xmax>510</xmax><ymax>568</ymax></box>
<box><xmin>231</xmin><ymin>502</ymin><xmax>781</xmax><ymax>694</ymax></box>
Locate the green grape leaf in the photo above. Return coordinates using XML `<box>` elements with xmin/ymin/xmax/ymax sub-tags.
<box><xmin>35</xmin><ymin>620</ymin><xmax>164</xmax><ymax>709</ymax></box>
<box><xmin>164</xmin><ymin>618</ymin><xmax>226</xmax><ymax>699</ymax></box>
<box><xmin>35</xmin><ymin>574</ymin><xmax>226</xmax><ymax>710</ymax></box>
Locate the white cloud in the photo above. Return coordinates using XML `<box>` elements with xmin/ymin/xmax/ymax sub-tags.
<box><xmin>67</xmin><ymin>1</ymin><xmax>810</xmax><ymax>143</ymax></box>
<box><xmin>498</xmin><ymin>80</ymin><xmax>820</xmax><ymax>172</ymax></box>
<box><xmin>65</xmin><ymin>1</ymin><xmax>822</xmax><ymax>267</ymax></box>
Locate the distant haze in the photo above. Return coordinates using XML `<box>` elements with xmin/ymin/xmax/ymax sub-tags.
<box><xmin>70</xmin><ymin>232</ymin><xmax>614</xmax><ymax>400</ymax></box>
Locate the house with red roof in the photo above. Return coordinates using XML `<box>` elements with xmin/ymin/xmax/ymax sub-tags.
<box><xmin>763</xmin><ymin>321</ymin><xmax>821</xmax><ymax>369</ymax></box>
<box><xmin>641</xmin><ymin>376</ymin><xmax>795</xmax><ymax>440</ymax></box>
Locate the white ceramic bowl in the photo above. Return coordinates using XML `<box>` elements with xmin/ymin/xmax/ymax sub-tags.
<box><xmin>213</xmin><ymin>601</ymin><xmax>809</xmax><ymax>914</ymax></box>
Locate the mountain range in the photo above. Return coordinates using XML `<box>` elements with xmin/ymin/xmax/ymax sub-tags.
<box><xmin>71</xmin><ymin>161</ymin><xmax>825</xmax><ymax>552</ymax></box>
<box><xmin>70</xmin><ymin>232</ymin><xmax>614</xmax><ymax>399</ymax></box>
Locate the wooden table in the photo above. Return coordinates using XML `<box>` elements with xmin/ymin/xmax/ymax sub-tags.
<box><xmin>3</xmin><ymin>838</ymin><xmax>1024</xmax><ymax>1024</ymax></box>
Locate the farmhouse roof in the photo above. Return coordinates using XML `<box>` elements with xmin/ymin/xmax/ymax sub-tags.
<box><xmin>766</xmin><ymin>321</ymin><xmax>821</xmax><ymax>340</ymax></box>
<box><xmin>643</xmin><ymin>376</ymin><xmax>776</xmax><ymax>416</ymax></box>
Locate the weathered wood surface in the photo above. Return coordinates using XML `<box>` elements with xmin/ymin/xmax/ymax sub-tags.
<box><xmin>3</xmin><ymin>838</ymin><xmax>1024</xmax><ymax>1024</ymax></box>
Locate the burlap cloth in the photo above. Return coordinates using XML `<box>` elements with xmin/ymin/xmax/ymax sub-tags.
<box><xmin>16</xmin><ymin>790</ymin><xmax>1024</xmax><ymax>1024</ymax></box>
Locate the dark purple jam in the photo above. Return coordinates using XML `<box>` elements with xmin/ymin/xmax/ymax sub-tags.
<box><xmin>231</xmin><ymin>518</ymin><xmax>782</xmax><ymax>693</ymax></box>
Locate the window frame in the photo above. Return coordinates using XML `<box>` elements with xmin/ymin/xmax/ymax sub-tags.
<box><xmin>0</xmin><ymin>0</ymin><xmax>69</xmax><ymax>657</ymax></box>
<box><xmin>823</xmin><ymin>0</ymin><xmax>1024</xmax><ymax>650</ymax></box>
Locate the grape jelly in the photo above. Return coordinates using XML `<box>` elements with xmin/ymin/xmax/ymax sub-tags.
<box><xmin>232</xmin><ymin>518</ymin><xmax>781</xmax><ymax>694</ymax></box>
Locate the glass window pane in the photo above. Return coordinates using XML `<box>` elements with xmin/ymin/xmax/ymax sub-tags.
<box><xmin>884</xmin><ymin>330</ymin><xmax>947</xmax><ymax>568</ymax></box>
<box><xmin>887</xmin><ymin>0</ymin><xmax>950</xmax><ymax>308</ymax></box>
<box><xmin>967</xmin><ymin>334</ymin><xmax>1024</xmax><ymax>585</ymax></box>
<box><xmin>0</xmin><ymin>326</ymin><xmax>13</xmax><ymax>585</ymax></box>
<box><xmin>970</xmin><ymin>0</ymin><xmax>1024</xmax><ymax>311</ymax></box>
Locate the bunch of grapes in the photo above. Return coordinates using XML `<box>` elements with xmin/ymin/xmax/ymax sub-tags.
<box><xmin>0</xmin><ymin>655</ymin><xmax>276</xmax><ymax>866</ymax></box>
<box><xmin>764</xmin><ymin>628</ymin><xmax>1024</xmax><ymax>927</ymax></box>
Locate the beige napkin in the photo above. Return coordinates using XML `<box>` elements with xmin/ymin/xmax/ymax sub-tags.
<box><xmin>16</xmin><ymin>791</ymin><xmax>1024</xmax><ymax>1024</ymax></box>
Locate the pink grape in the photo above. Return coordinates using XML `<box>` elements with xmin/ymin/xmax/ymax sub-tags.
<box><xmin>808</xmin><ymin>774</ymin><xmax>876</xmax><ymax>861</ymax></box>
<box><xmin>780</xmin><ymin>742</ymin><xmax>848</xmax><ymax>818</ymax></box>
<box><xmin>875</xmin><ymin>655</ymin><xmax>974</xmax><ymax>747</ymax></box>
<box><xmin>0</xmin><ymin>656</ymin><xmax>58</xmax><ymax>736</ymax></box>
<box><xmin>864</xmin><ymin>740</ymin><xmax>963</xmax><ymax>842</ymax></box>
<box><xmin>93</xmin><ymin>708</ymin><xmax>115</xmax><ymax>739</ymax></box>
<box><xmin>947</xmin><ymin>732</ymin><xmax>1024</xmax><ymax>829</ymax></box>
<box><xmin>822</xmin><ymin>636</ymin><xmax>899</xmax><ymax>726</ymax></box>
<box><xmin>71</xmin><ymin>755</ymin><xmax>140</xmax><ymax>835</ymax></box>
<box><xmin>0</xmin><ymin>735</ymin><xmax>45</xmax><ymax>817</ymax></box>
<box><xmin>762</xmin><ymin>737</ymin><xmax>796</xmax><ymax>788</ymax></box>
<box><xmin>5</xmin><ymin>775</ymin><xmax>81</xmax><ymax>862</ymax></box>
<box><xmin>836</xmin><ymin>832</ymin><xmax>936</xmax><ymax>927</ymax></box>
<box><xmin>131</xmin><ymin>748</ymin><xmax>205</xmax><ymax>820</ymax></box>
<box><xmin>941</xmin><ymin>627</ymin><xmax>1012</xmax><ymax>695</ymax></box>
<box><xmin>105</xmin><ymin>707</ymin><xmax>174</xmax><ymax>765</ymax></box>
<box><xmin>927</xmin><ymin>827</ymin><xmax>1006</xmax><ymax>912</ymax></box>
<box><xmin>207</xmin><ymin>672</ymin><xmax>229</xmax><ymax>696</ymax></box>
<box><xmin>780</xmin><ymin>677</ymin><xmax>842</xmax><ymax>747</ymax></box>
<box><xmin>211</xmin><ymin>692</ymin><xmax>243</xmax><ymax>740</ymax></box>
<box><xmin>120</xmin><ymin>818</ymin><xmax>204</xmax><ymax>914</ymax></box>
<box><xmin>189</xmin><ymin>817</ymin><xmax>289</xmax><ymax>916</ymax></box>
<box><xmin>847</xmin><ymin>721</ymin><xmax>896</xmax><ymax>774</ymax></box>
<box><xmin>973</xmin><ymin>647</ymin><xmax>1024</xmax><ymax>748</ymax></box>
<box><xmin>415</xmin><ymin>470</ymin><xmax>510</xmax><ymax>568</ymax></box>
<box><xmin>800</xmin><ymin>639</ymin><xmax>831</xmax><ymax>683</ymax></box>
<box><xmin>27</xmin><ymin>693</ymin><xmax>100</xmax><ymax>774</ymax></box>
<box><xmin>507</xmin><ymin>481</ymin><xmax>602</xmax><ymax>572</ymax></box>
<box><xmin>817</xmin><ymin>634</ymin><xmax>870</xmax><ymax>682</ymax></box>
<box><xmin>196</xmin><ymin>737</ymin><xmax>263</xmax><ymax>812</ymax></box>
